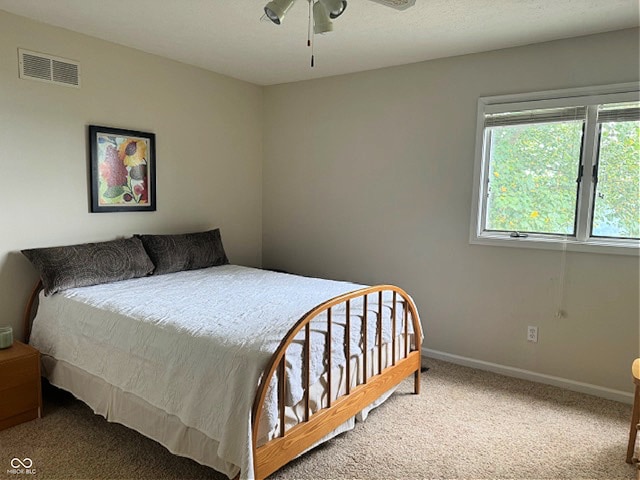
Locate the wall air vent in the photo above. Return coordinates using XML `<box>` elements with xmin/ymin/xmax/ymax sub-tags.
<box><xmin>18</xmin><ymin>49</ymin><xmax>80</xmax><ymax>88</ymax></box>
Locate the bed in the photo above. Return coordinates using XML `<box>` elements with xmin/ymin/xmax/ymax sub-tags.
<box><xmin>21</xmin><ymin>231</ymin><xmax>423</xmax><ymax>480</ymax></box>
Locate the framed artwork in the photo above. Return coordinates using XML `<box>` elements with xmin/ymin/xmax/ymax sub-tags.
<box><xmin>89</xmin><ymin>125</ymin><xmax>156</xmax><ymax>212</ymax></box>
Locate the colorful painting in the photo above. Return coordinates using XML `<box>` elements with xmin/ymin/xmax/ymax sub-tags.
<box><xmin>89</xmin><ymin>125</ymin><xmax>156</xmax><ymax>212</ymax></box>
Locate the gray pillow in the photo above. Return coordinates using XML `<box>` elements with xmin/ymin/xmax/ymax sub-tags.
<box><xmin>22</xmin><ymin>237</ymin><xmax>155</xmax><ymax>296</ymax></box>
<box><xmin>136</xmin><ymin>228</ymin><xmax>229</xmax><ymax>275</ymax></box>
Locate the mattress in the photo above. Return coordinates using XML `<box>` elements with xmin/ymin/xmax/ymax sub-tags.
<box><xmin>29</xmin><ymin>265</ymin><xmax>417</xmax><ymax>479</ymax></box>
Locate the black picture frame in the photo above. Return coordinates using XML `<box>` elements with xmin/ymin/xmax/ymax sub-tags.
<box><xmin>89</xmin><ymin>125</ymin><xmax>156</xmax><ymax>213</ymax></box>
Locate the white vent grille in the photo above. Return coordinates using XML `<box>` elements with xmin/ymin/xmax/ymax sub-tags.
<box><xmin>18</xmin><ymin>49</ymin><xmax>80</xmax><ymax>88</ymax></box>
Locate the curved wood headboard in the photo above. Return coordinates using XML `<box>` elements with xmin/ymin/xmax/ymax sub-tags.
<box><xmin>23</xmin><ymin>280</ymin><xmax>43</xmax><ymax>343</ymax></box>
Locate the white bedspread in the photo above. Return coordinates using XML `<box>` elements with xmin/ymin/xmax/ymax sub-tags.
<box><xmin>30</xmin><ymin>265</ymin><xmax>414</xmax><ymax>479</ymax></box>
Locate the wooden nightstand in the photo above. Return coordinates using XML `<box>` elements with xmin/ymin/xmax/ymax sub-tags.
<box><xmin>0</xmin><ymin>341</ymin><xmax>42</xmax><ymax>430</ymax></box>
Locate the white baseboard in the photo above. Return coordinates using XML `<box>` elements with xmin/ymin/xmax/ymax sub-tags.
<box><xmin>422</xmin><ymin>348</ymin><xmax>633</xmax><ymax>405</ymax></box>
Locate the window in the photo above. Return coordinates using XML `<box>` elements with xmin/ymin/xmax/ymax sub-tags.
<box><xmin>470</xmin><ymin>84</ymin><xmax>640</xmax><ymax>254</ymax></box>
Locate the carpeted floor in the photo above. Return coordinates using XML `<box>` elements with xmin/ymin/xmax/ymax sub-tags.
<box><xmin>0</xmin><ymin>359</ymin><xmax>636</xmax><ymax>480</ymax></box>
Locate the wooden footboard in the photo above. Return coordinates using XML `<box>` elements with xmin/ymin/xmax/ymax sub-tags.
<box><xmin>251</xmin><ymin>285</ymin><xmax>422</xmax><ymax>480</ymax></box>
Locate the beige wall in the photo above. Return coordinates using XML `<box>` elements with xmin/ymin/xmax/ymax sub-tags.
<box><xmin>0</xmin><ymin>11</ymin><xmax>263</xmax><ymax>339</ymax></box>
<box><xmin>263</xmin><ymin>28</ymin><xmax>640</xmax><ymax>393</ymax></box>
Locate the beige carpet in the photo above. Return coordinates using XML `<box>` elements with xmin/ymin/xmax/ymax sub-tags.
<box><xmin>0</xmin><ymin>359</ymin><xmax>636</xmax><ymax>480</ymax></box>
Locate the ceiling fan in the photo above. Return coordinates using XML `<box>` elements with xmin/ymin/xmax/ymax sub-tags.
<box><xmin>262</xmin><ymin>0</ymin><xmax>416</xmax><ymax>65</ymax></box>
<box><xmin>263</xmin><ymin>0</ymin><xmax>416</xmax><ymax>33</ymax></box>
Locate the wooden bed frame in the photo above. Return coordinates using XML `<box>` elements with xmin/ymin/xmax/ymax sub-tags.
<box><xmin>24</xmin><ymin>280</ymin><xmax>422</xmax><ymax>480</ymax></box>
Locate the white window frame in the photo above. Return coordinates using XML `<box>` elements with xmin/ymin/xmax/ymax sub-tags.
<box><xmin>470</xmin><ymin>83</ymin><xmax>640</xmax><ymax>256</ymax></box>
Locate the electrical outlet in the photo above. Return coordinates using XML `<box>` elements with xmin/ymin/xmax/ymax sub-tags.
<box><xmin>527</xmin><ymin>326</ymin><xmax>538</xmax><ymax>343</ymax></box>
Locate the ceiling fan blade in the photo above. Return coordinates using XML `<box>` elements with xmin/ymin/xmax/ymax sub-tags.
<box><xmin>367</xmin><ymin>0</ymin><xmax>416</xmax><ymax>10</ymax></box>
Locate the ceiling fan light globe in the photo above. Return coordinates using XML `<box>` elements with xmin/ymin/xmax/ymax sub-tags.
<box><xmin>313</xmin><ymin>1</ymin><xmax>334</xmax><ymax>34</ymax></box>
<box><xmin>264</xmin><ymin>7</ymin><xmax>281</xmax><ymax>24</ymax></box>
<box><xmin>264</xmin><ymin>0</ymin><xmax>297</xmax><ymax>25</ymax></box>
<box><xmin>320</xmin><ymin>0</ymin><xmax>347</xmax><ymax>19</ymax></box>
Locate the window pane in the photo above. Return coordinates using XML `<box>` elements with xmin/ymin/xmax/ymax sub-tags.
<box><xmin>591</xmin><ymin>120</ymin><xmax>640</xmax><ymax>239</ymax></box>
<box><xmin>485</xmin><ymin>121</ymin><xmax>583</xmax><ymax>235</ymax></box>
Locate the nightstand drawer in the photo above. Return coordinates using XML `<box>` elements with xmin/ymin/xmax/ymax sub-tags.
<box><xmin>0</xmin><ymin>341</ymin><xmax>42</xmax><ymax>431</ymax></box>
<box><xmin>1</xmin><ymin>355</ymin><xmax>39</xmax><ymax>391</ymax></box>
<box><xmin>0</xmin><ymin>381</ymin><xmax>40</xmax><ymax>420</ymax></box>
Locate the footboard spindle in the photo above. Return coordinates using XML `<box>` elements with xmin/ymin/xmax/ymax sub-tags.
<box><xmin>278</xmin><ymin>357</ymin><xmax>286</xmax><ymax>438</ymax></box>
<box><xmin>363</xmin><ymin>294</ymin><xmax>368</xmax><ymax>384</ymax></box>
<box><xmin>345</xmin><ymin>300</ymin><xmax>351</xmax><ymax>395</ymax></box>
<box><xmin>327</xmin><ymin>308</ymin><xmax>332</xmax><ymax>408</ymax></box>
<box><xmin>377</xmin><ymin>291</ymin><xmax>383</xmax><ymax>375</ymax></box>
<box><xmin>304</xmin><ymin>323</ymin><xmax>311</xmax><ymax>422</ymax></box>
<box><xmin>392</xmin><ymin>291</ymin><xmax>397</xmax><ymax>367</ymax></box>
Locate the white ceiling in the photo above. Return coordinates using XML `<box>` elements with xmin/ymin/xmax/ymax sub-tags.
<box><xmin>0</xmin><ymin>0</ymin><xmax>638</xmax><ymax>86</ymax></box>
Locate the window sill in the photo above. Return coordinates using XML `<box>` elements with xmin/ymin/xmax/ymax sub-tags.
<box><xmin>470</xmin><ymin>233</ymin><xmax>640</xmax><ymax>256</ymax></box>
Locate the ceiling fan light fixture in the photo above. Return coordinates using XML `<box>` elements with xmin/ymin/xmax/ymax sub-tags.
<box><xmin>313</xmin><ymin>1</ymin><xmax>333</xmax><ymax>34</ymax></box>
<box><xmin>319</xmin><ymin>0</ymin><xmax>347</xmax><ymax>19</ymax></box>
<box><xmin>368</xmin><ymin>0</ymin><xmax>415</xmax><ymax>10</ymax></box>
<box><xmin>264</xmin><ymin>0</ymin><xmax>297</xmax><ymax>25</ymax></box>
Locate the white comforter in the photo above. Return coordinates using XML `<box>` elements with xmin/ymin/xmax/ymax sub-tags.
<box><xmin>30</xmin><ymin>265</ymin><xmax>413</xmax><ymax>479</ymax></box>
